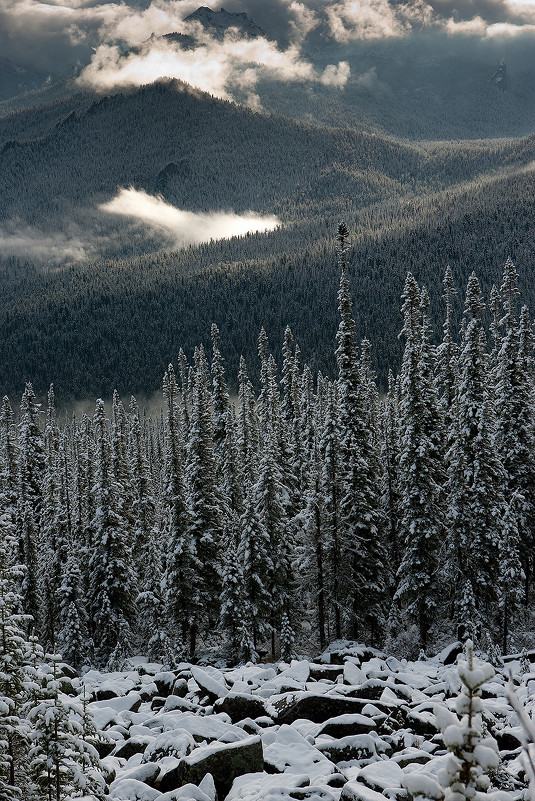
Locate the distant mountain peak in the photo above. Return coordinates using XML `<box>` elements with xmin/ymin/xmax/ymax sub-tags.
<box><xmin>184</xmin><ymin>6</ymin><xmax>266</xmax><ymax>39</ymax></box>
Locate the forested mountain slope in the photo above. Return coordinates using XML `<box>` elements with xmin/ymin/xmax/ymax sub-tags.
<box><xmin>2</xmin><ymin>80</ymin><xmax>535</xmax><ymax>228</ymax></box>
<box><xmin>1</xmin><ymin>152</ymin><xmax>535</xmax><ymax>403</ymax></box>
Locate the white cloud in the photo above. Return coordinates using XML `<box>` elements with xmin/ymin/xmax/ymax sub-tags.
<box><xmin>99</xmin><ymin>188</ymin><xmax>280</xmax><ymax>245</ymax></box>
<box><xmin>355</xmin><ymin>66</ymin><xmax>390</xmax><ymax>92</ymax></box>
<box><xmin>325</xmin><ymin>0</ymin><xmax>411</xmax><ymax>41</ymax></box>
<box><xmin>0</xmin><ymin>222</ymin><xmax>90</xmax><ymax>261</ymax></box>
<box><xmin>77</xmin><ymin>19</ymin><xmax>350</xmax><ymax>97</ymax></box>
<box><xmin>321</xmin><ymin>60</ymin><xmax>350</xmax><ymax>87</ymax></box>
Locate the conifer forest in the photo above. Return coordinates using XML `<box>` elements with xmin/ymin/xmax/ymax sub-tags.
<box><xmin>4</xmin><ymin>0</ymin><xmax>535</xmax><ymax>797</ymax></box>
<box><xmin>3</xmin><ymin>223</ymin><xmax>535</xmax><ymax>800</ymax></box>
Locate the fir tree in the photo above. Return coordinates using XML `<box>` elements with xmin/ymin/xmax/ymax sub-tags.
<box><xmin>499</xmin><ymin>492</ymin><xmax>525</xmax><ymax>655</ymax></box>
<box><xmin>220</xmin><ymin>531</ymin><xmax>245</xmax><ymax>662</ymax></box>
<box><xmin>253</xmin><ymin>434</ymin><xmax>293</xmax><ymax>656</ymax></box>
<box><xmin>494</xmin><ymin>262</ymin><xmax>535</xmax><ymax>600</ymax></box>
<box><xmin>27</xmin><ymin>653</ymin><xmax>104</xmax><ymax>801</ymax></box>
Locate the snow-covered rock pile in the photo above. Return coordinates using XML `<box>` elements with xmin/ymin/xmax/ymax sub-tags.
<box><xmin>71</xmin><ymin>642</ymin><xmax>533</xmax><ymax>801</ymax></box>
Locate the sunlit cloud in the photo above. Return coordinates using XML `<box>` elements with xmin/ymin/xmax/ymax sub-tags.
<box><xmin>77</xmin><ymin>22</ymin><xmax>350</xmax><ymax>98</ymax></box>
<box><xmin>99</xmin><ymin>188</ymin><xmax>280</xmax><ymax>246</ymax></box>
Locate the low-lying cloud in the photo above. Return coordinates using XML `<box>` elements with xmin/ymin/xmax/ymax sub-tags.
<box><xmin>99</xmin><ymin>188</ymin><xmax>280</xmax><ymax>245</ymax></box>
<box><xmin>0</xmin><ymin>222</ymin><xmax>91</xmax><ymax>261</ymax></box>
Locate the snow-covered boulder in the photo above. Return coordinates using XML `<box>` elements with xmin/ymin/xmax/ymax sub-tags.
<box><xmin>214</xmin><ymin>691</ymin><xmax>267</xmax><ymax>722</ymax></box>
<box><xmin>157</xmin><ymin>734</ymin><xmax>264</xmax><ymax>797</ymax></box>
<box><xmin>263</xmin><ymin>724</ymin><xmax>337</xmax><ymax>782</ymax></box>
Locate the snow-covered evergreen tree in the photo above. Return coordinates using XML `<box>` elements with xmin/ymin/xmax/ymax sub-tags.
<box><xmin>499</xmin><ymin>492</ymin><xmax>525</xmax><ymax>655</ymax></box>
<box><xmin>27</xmin><ymin>653</ymin><xmax>105</xmax><ymax>801</ymax></box>
<box><xmin>403</xmin><ymin>641</ymin><xmax>502</xmax><ymax>801</ymax></box>
<box><xmin>494</xmin><ymin>260</ymin><xmax>535</xmax><ymax>599</ymax></box>
<box><xmin>184</xmin><ymin>346</ymin><xmax>225</xmax><ymax>655</ymax></box>
<box><xmin>238</xmin><ymin>486</ymin><xmax>273</xmax><ymax>652</ymax></box>
<box><xmin>220</xmin><ymin>531</ymin><xmax>245</xmax><ymax>661</ymax></box>
<box><xmin>89</xmin><ymin>399</ymin><xmax>136</xmax><ymax>665</ymax></box>
<box><xmin>446</xmin><ymin>273</ymin><xmax>505</xmax><ymax>641</ymax></box>
<box><xmin>335</xmin><ymin>221</ymin><xmax>387</xmax><ymax>644</ymax></box>
<box><xmin>0</xmin><ymin>517</ymin><xmax>32</xmax><ymax>798</ymax></box>
<box><xmin>395</xmin><ymin>275</ymin><xmax>445</xmax><ymax>649</ymax></box>
<box><xmin>161</xmin><ymin>364</ymin><xmax>191</xmax><ymax>655</ymax></box>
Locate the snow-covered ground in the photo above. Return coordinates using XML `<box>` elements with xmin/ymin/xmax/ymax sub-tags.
<box><xmin>72</xmin><ymin>641</ymin><xmax>533</xmax><ymax>801</ymax></box>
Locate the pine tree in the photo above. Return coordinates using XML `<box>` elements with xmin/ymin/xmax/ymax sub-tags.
<box><xmin>41</xmin><ymin>385</ymin><xmax>59</xmax><ymax>648</ymax></box>
<box><xmin>499</xmin><ymin>492</ymin><xmax>525</xmax><ymax>655</ymax></box>
<box><xmin>236</xmin><ymin>356</ymin><xmax>259</xmax><ymax>485</ymax></box>
<box><xmin>494</xmin><ymin>260</ymin><xmax>535</xmax><ymax>600</ymax></box>
<box><xmin>301</xmin><ymin>463</ymin><xmax>327</xmax><ymax>649</ymax></box>
<box><xmin>380</xmin><ymin>371</ymin><xmax>402</xmax><ymax>578</ymax></box>
<box><xmin>320</xmin><ymin>381</ymin><xmax>342</xmax><ymax>639</ymax></box>
<box><xmin>18</xmin><ymin>384</ymin><xmax>44</xmax><ymax>634</ymax></box>
<box><xmin>0</xmin><ymin>397</ymin><xmax>19</xmax><ymax>533</ymax></box>
<box><xmin>111</xmin><ymin>390</ymin><xmax>134</xmax><ymax>536</ymax></box>
<box><xmin>18</xmin><ymin>383</ymin><xmax>44</xmax><ymax>535</ymax></box>
<box><xmin>128</xmin><ymin>397</ymin><xmax>162</xmax><ymax>653</ymax></box>
<box><xmin>253</xmin><ymin>434</ymin><xmax>293</xmax><ymax>656</ymax></box>
<box><xmin>403</xmin><ymin>641</ymin><xmax>500</xmax><ymax>801</ymax></box>
<box><xmin>20</xmin><ymin>501</ymin><xmax>40</xmax><ymax>634</ymax></box>
<box><xmin>220</xmin><ymin>531</ymin><xmax>245</xmax><ymax>662</ymax></box>
<box><xmin>436</xmin><ymin>641</ymin><xmax>501</xmax><ymax>801</ymax></box>
<box><xmin>211</xmin><ymin>323</ymin><xmax>231</xmax><ymax>471</ymax></box>
<box><xmin>435</xmin><ymin>266</ymin><xmax>459</xmax><ymax>440</ymax></box>
<box><xmin>57</xmin><ymin>545</ymin><xmax>90</xmax><ymax>672</ymax></box>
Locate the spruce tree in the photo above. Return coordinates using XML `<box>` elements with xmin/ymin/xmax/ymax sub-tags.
<box><xmin>394</xmin><ymin>276</ymin><xmax>445</xmax><ymax>649</ymax></box>
<box><xmin>89</xmin><ymin>399</ymin><xmax>136</xmax><ymax>665</ymax></box>
<box><xmin>0</xmin><ymin>517</ymin><xmax>32</xmax><ymax>798</ymax></box>
<box><xmin>27</xmin><ymin>653</ymin><xmax>105</xmax><ymax>801</ymax></box>
<box><xmin>253</xmin><ymin>434</ymin><xmax>293</xmax><ymax>656</ymax></box>
<box><xmin>446</xmin><ymin>273</ymin><xmax>505</xmax><ymax>641</ymax></box>
<box><xmin>334</xmin><ymin>221</ymin><xmax>387</xmax><ymax>644</ymax></box>
<box><xmin>238</xmin><ymin>486</ymin><xmax>273</xmax><ymax>652</ymax></box>
<box><xmin>499</xmin><ymin>492</ymin><xmax>524</xmax><ymax>655</ymax></box>
<box><xmin>220</xmin><ymin>531</ymin><xmax>245</xmax><ymax>662</ymax></box>
<box><xmin>494</xmin><ymin>260</ymin><xmax>535</xmax><ymax>600</ymax></box>
<box><xmin>184</xmin><ymin>346</ymin><xmax>225</xmax><ymax>655</ymax></box>
<box><xmin>161</xmin><ymin>364</ymin><xmax>191</xmax><ymax>656</ymax></box>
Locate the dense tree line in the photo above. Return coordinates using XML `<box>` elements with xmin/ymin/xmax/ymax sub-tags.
<box><xmin>1</xmin><ymin>227</ymin><xmax>533</xmax><ymax>691</ymax></box>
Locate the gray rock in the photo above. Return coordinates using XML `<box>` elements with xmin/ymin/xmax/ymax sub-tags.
<box><xmin>214</xmin><ymin>692</ymin><xmax>266</xmax><ymax>723</ymax></box>
<box><xmin>157</xmin><ymin>734</ymin><xmax>263</xmax><ymax>798</ymax></box>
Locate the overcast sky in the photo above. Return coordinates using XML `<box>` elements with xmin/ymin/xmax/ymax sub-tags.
<box><xmin>2</xmin><ymin>0</ymin><xmax>535</xmax><ymax>101</ymax></box>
